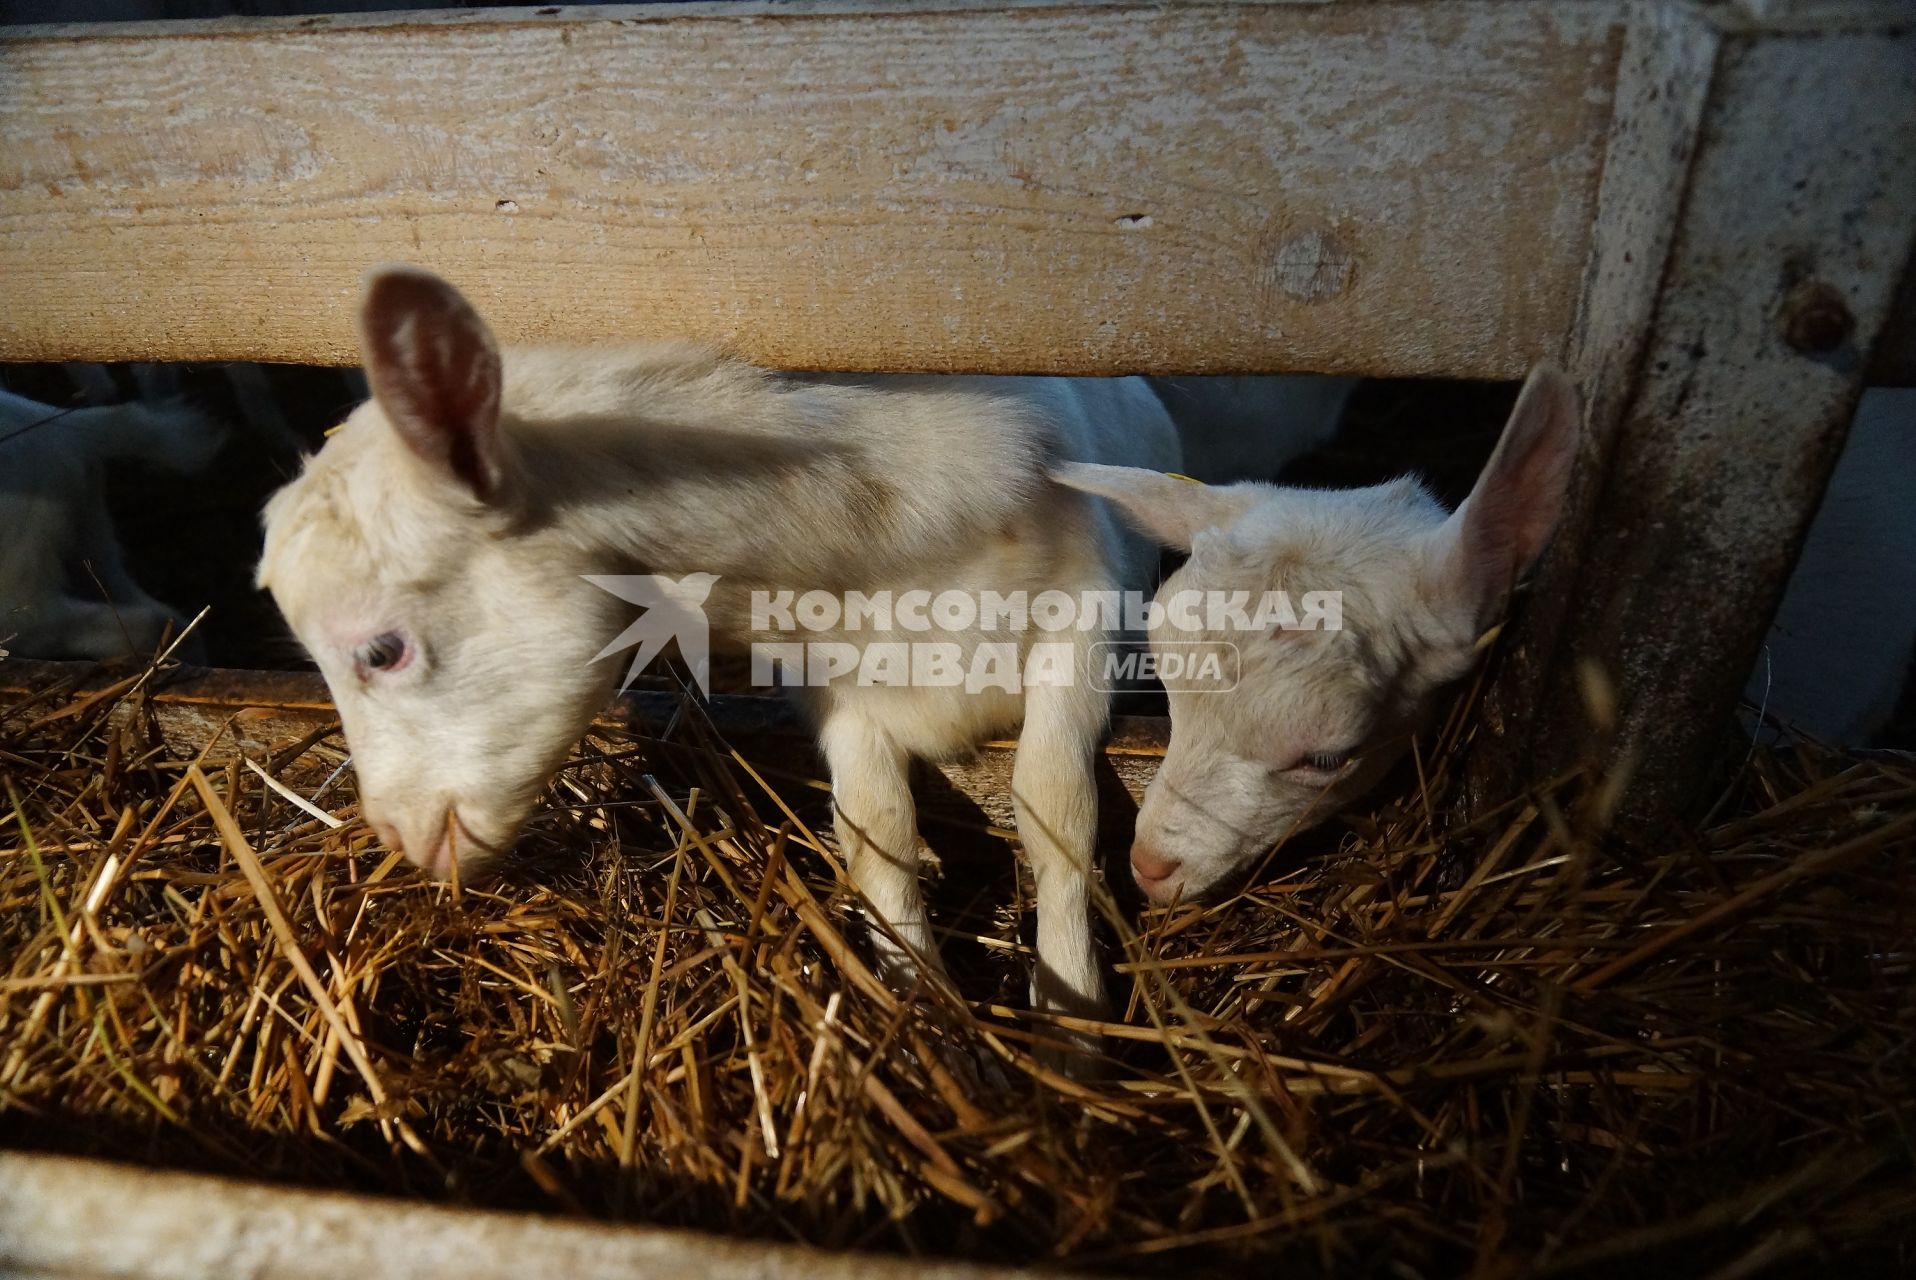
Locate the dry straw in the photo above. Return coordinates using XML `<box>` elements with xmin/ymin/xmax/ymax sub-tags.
<box><xmin>2</xmin><ymin>660</ymin><xmax>1912</xmax><ymax>1275</ymax></box>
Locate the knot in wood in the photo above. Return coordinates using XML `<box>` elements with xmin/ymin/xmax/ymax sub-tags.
<box><xmin>1270</xmin><ymin>229</ymin><xmax>1355</xmax><ymax>301</ymax></box>
<box><xmin>1779</xmin><ymin>280</ymin><xmax>1854</xmax><ymax>355</ymax></box>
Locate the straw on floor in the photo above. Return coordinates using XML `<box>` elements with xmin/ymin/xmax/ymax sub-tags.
<box><xmin>2</xmin><ymin>660</ymin><xmax>1912</xmax><ymax>1276</ymax></box>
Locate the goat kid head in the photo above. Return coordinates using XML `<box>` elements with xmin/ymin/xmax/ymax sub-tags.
<box><xmin>1057</xmin><ymin>367</ymin><xmax>1580</xmax><ymax>905</ymax></box>
<box><xmin>258</xmin><ymin>267</ymin><xmax>627</xmax><ymax>878</ymax></box>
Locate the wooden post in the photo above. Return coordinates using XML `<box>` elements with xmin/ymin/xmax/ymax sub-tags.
<box><xmin>1476</xmin><ymin>1</ymin><xmax>1916</xmax><ymax>823</ymax></box>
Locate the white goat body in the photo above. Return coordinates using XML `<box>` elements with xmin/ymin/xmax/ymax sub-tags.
<box><xmin>1069</xmin><ymin>372</ymin><xmax>1916</xmax><ymax>903</ymax></box>
<box><xmin>0</xmin><ymin>390</ymin><xmax>220</xmax><ymax>661</ymax></box>
<box><xmin>1060</xmin><ymin>368</ymin><xmax>1581</xmax><ymax>902</ymax></box>
<box><xmin>259</xmin><ymin>268</ymin><xmax>1179</xmax><ymax>1043</ymax></box>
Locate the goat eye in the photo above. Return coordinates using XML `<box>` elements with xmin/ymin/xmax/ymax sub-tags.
<box><xmin>1300</xmin><ymin>751</ymin><xmax>1352</xmax><ymax>773</ymax></box>
<box><xmin>354</xmin><ymin>631</ymin><xmax>408</xmax><ymax>674</ymax></box>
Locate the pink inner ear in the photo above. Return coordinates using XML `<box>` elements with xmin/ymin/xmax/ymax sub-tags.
<box><xmin>1054</xmin><ymin>462</ymin><xmax>1260</xmax><ymax>552</ymax></box>
<box><xmin>1446</xmin><ymin>367</ymin><xmax>1580</xmax><ymax>627</ymax></box>
<box><xmin>359</xmin><ymin>268</ymin><xmax>505</xmax><ymax>501</ymax></box>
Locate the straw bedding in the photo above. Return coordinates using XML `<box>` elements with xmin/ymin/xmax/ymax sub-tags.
<box><xmin>2</xmin><ymin>660</ymin><xmax>1913</xmax><ymax>1277</ymax></box>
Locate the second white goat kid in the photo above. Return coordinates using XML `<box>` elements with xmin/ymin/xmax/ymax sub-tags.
<box><xmin>258</xmin><ymin>267</ymin><xmax>1179</xmax><ymax>1045</ymax></box>
<box><xmin>1057</xmin><ymin>367</ymin><xmax>1581</xmax><ymax>904</ymax></box>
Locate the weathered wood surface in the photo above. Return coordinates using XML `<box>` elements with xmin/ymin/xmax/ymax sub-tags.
<box><xmin>1478</xmin><ymin>12</ymin><xmax>1916</xmax><ymax>819</ymax></box>
<box><xmin>0</xmin><ymin>0</ymin><xmax>1624</xmax><ymax>375</ymax></box>
<box><xmin>0</xmin><ymin>658</ymin><xmax>1166</xmax><ymax>831</ymax></box>
<box><xmin>0</xmin><ymin>1150</ymin><xmax>1063</xmax><ymax>1280</ymax></box>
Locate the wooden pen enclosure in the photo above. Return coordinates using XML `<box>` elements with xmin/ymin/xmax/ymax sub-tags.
<box><xmin>2</xmin><ymin>2</ymin><xmax>1913</xmax><ymax>1276</ymax></box>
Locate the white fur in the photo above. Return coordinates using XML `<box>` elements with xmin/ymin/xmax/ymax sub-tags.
<box><xmin>0</xmin><ymin>389</ymin><xmax>221</xmax><ymax>661</ymax></box>
<box><xmin>258</xmin><ymin>267</ymin><xmax>1179</xmax><ymax>1046</ymax></box>
<box><xmin>1059</xmin><ymin>368</ymin><xmax>1580</xmax><ymax>903</ymax></box>
<box><xmin>1072</xmin><ymin>374</ymin><xmax>1916</xmax><ymax>901</ymax></box>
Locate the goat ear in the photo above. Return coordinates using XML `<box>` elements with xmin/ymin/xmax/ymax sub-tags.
<box><xmin>1052</xmin><ymin>462</ymin><xmax>1260</xmax><ymax>551</ymax></box>
<box><xmin>358</xmin><ymin>265</ymin><xmax>506</xmax><ymax>502</ymax></box>
<box><xmin>1428</xmin><ymin>365</ymin><xmax>1581</xmax><ymax>631</ymax></box>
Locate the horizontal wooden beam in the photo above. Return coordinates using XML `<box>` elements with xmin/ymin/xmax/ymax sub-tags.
<box><xmin>0</xmin><ymin>659</ymin><xmax>1167</xmax><ymax>835</ymax></box>
<box><xmin>0</xmin><ymin>1</ymin><xmax>1625</xmax><ymax>376</ymax></box>
<box><xmin>0</xmin><ymin>1151</ymin><xmax>1059</xmax><ymax>1280</ymax></box>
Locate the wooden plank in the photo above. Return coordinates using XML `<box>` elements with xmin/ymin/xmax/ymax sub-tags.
<box><xmin>1476</xmin><ymin>12</ymin><xmax>1916</xmax><ymax>821</ymax></box>
<box><xmin>0</xmin><ymin>1</ymin><xmax>1622</xmax><ymax>375</ymax></box>
<box><xmin>0</xmin><ymin>1151</ymin><xmax>1060</xmax><ymax>1280</ymax></box>
<box><xmin>0</xmin><ymin>658</ymin><xmax>1166</xmax><ymax>828</ymax></box>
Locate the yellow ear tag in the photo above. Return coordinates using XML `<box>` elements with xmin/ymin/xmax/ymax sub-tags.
<box><xmin>1165</xmin><ymin>472</ymin><xmax>1204</xmax><ymax>485</ymax></box>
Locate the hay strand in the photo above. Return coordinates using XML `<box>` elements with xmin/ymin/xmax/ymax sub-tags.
<box><xmin>3</xmin><ymin>664</ymin><xmax>1914</xmax><ymax>1275</ymax></box>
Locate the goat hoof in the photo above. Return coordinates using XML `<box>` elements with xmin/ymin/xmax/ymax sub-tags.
<box><xmin>1034</xmin><ymin>1023</ymin><xmax>1106</xmax><ymax>1081</ymax></box>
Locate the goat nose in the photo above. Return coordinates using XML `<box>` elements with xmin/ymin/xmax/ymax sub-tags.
<box><xmin>1130</xmin><ymin>843</ymin><xmax>1182</xmax><ymax>888</ymax></box>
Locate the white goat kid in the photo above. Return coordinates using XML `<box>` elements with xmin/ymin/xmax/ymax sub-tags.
<box><xmin>1</xmin><ymin>390</ymin><xmax>220</xmax><ymax>661</ymax></box>
<box><xmin>258</xmin><ymin>267</ymin><xmax>1178</xmax><ymax>1040</ymax></box>
<box><xmin>1057</xmin><ymin>367</ymin><xmax>1580</xmax><ymax>904</ymax></box>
